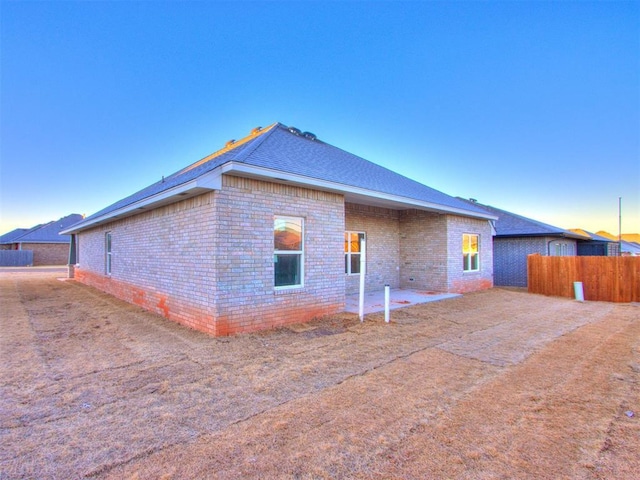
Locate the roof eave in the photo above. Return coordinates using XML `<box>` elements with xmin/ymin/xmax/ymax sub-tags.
<box><xmin>221</xmin><ymin>162</ymin><xmax>497</xmax><ymax>220</ymax></box>
<box><xmin>61</xmin><ymin>171</ymin><xmax>223</xmax><ymax>234</ymax></box>
<box><xmin>496</xmin><ymin>232</ymin><xmax>586</xmax><ymax>239</ymax></box>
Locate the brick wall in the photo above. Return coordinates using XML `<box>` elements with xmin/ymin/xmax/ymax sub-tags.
<box><xmin>397</xmin><ymin>211</ymin><xmax>493</xmax><ymax>293</ymax></box>
<box><xmin>399</xmin><ymin>210</ymin><xmax>449</xmax><ymax>291</ymax></box>
<box><xmin>215</xmin><ymin>176</ymin><xmax>345</xmax><ymax>334</ymax></box>
<box><xmin>445</xmin><ymin>215</ymin><xmax>494</xmax><ymax>293</ymax></box>
<box><xmin>494</xmin><ymin>236</ymin><xmax>577</xmax><ymax>287</ymax></box>
<box><xmin>21</xmin><ymin>243</ymin><xmax>70</xmax><ymax>265</ymax></box>
<box><xmin>75</xmin><ymin>193</ymin><xmax>219</xmax><ymax>332</ymax></box>
<box><xmin>344</xmin><ymin>203</ymin><xmax>400</xmax><ymax>294</ymax></box>
<box><xmin>75</xmin><ymin>176</ymin><xmax>345</xmax><ymax>336</ymax></box>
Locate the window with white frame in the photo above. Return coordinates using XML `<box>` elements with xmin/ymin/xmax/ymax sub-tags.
<box><xmin>274</xmin><ymin>216</ymin><xmax>304</xmax><ymax>288</ymax></box>
<box><xmin>552</xmin><ymin>242</ymin><xmax>569</xmax><ymax>256</ymax></box>
<box><xmin>105</xmin><ymin>232</ymin><xmax>112</xmax><ymax>275</ymax></box>
<box><xmin>345</xmin><ymin>231</ymin><xmax>365</xmax><ymax>274</ymax></box>
<box><xmin>462</xmin><ymin>233</ymin><xmax>479</xmax><ymax>272</ymax></box>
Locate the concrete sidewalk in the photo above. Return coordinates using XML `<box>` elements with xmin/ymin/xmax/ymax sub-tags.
<box><xmin>345</xmin><ymin>288</ymin><xmax>460</xmax><ymax>314</ymax></box>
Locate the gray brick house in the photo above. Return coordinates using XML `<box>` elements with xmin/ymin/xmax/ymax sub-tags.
<box><xmin>569</xmin><ymin>229</ymin><xmax>621</xmax><ymax>257</ymax></box>
<box><xmin>458</xmin><ymin>200</ymin><xmax>586</xmax><ymax>287</ymax></box>
<box><xmin>62</xmin><ymin>123</ymin><xmax>496</xmax><ymax>335</ymax></box>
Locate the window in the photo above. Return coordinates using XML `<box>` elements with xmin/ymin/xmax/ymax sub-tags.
<box><xmin>105</xmin><ymin>232</ymin><xmax>112</xmax><ymax>275</ymax></box>
<box><xmin>274</xmin><ymin>216</ymin><xmax>303</xmax><ymax>288</ymax></box>
<box><xmin>462</xmin><ymin>233</ymin><xmax>479</xmax><ymax>272</ymax></box>
<box><xmin>345</xmin><ymin>231</ymin><xmax>365</xmax><ymax>274</ymax></box>
<box><xmin>552</xmin><ymin>242</ymin><xmax>569</xmax><ymax>256</ymax></box>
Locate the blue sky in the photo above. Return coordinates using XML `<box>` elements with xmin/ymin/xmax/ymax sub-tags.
<box><xmin>1</xmin><ymin>1</ymin><xmax>638</xmax><ymax>235</ymax></box>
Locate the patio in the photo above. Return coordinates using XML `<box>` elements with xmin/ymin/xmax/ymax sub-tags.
<box><xmin>345</xmin><ymin>288</ymin><xmax>460</xmax><ymax>315</ymax></box>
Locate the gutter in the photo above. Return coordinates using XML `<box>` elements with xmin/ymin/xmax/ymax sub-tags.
<box><xmin>62</xmin><ymin>160</ymin><xmax>497</xmax><ymax>235</ymax></box>
<box><xmin>221</xmin><ymin>162</ymin><xmax>498</xmax><ymax>221</ymax></box>
<box><xmin>60</xmin><ymin>170</ymin><xmax>222</xmax><ymax>234</ymax></box>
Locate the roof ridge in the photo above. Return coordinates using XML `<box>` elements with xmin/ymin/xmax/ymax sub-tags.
<box><xmin>170</xmin><ymin>123</ymin><xmax>278</xmax><ymax>177</ymax></box>
<box><xmin>231</xmin><ymin>122</ymin><xmax>282</xmax><ymax>163</ymax></box>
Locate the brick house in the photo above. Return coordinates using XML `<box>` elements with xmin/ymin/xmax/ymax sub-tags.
<box><xmin>458</xmin><ymin>200</ymin><xmax>586</xmax><ymax>287</ymax></box>
<box><xmin>62</xmin><ymin>123</ymin><xmax>496</xmax><ymax>336</ymax></box>
<box><xmin>0</xmin><ymin>214</ymin><xmax>83</xmax><ymax>265</ymax></box>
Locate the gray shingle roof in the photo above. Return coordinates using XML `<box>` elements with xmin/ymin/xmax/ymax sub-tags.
<box><xmin>244</xmin><ymin>124</ymin><xmax>488</xmax><ymax>214</ymax></box>
<box><xmin>569</xmin><ymin>229</ymin><xmax>616</xmax><ymax>242</ymax></box>
<box><xmin>457</xmin><ymin>199</ymin><xmax>584</xmax><ymax>239</ymax></box>
<box><xmin>0</xmin><ymin>228</ymin><xmax>31</xmax><ymax>244</ymax></box>
<box><xmin>69</xmin><ymin>123</ymin><xmax>494</xmax><ymax>232</ymax></box>
<box><xmin>2</xmin><ymin>214</ymin><xmax>84</xmax><ymax>244</ymax></box>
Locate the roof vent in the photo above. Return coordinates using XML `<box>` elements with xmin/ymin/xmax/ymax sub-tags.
<box><xmin>250</xmin><ymin>126</ymin><xmax>262</xmax><ymax>135</ymax></box>
<box><xmin>302</xmin><ymin>131</ymin><xmax>317</xmax><ymax>141</ymax></box>
<box><xmin>288</xmin><ymin>126</ymin><xmax>301</xmax><ymax>135</ymax></box>
<box><xmin>225</xmin><ymin>139</ymin><xmax>236</xmax><ymax>147</ymax></box>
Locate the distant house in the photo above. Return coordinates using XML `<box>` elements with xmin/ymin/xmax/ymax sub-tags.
<box><xmin>593</xmin><ymin>231</ymin><xmax>640</xmax><ymax>256</ymax></box>
<box><xmin>0</xmin><ymin>214</ymin><xmax>84</xmax><ymax>265</ymax></box>
<box><xmin>458</xmin><ymin>200</ymin><xmax>585</xmax><ymax>287</ymax></box>
<box><xmin>62</xmin><ymin>122</ymin><xmax>497</xmax><ymax>336</ymax></box>
<box><xmin>569</xmin><ymin>229</ymin><xmax>620</xmax><ymax>256</ymax></box>
<box><xmin>620</xmin><ymin>241</ymin><xmax>640</xmax><ymax>256</ymax></box>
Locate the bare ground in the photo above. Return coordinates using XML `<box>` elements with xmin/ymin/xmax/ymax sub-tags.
<box><xmin>0</xmin><ymin>270</ymin><xmax>638</xmax><ymax>479</ymax></box>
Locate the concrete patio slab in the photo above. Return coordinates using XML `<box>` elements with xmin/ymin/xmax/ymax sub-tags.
<box><xmin>345</xmin><ymin>288</ymin><xmax>461</xmax><ymax>314</ymax></box>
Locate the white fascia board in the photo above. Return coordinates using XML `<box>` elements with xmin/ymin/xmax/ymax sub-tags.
<box><xmin>221</xmin><ymin>162</ymin><xmax>498</xmax><ymax>221</ymax></box>
<box><xmin>61</xmin><ymin>170</ymin><xmax>223</xmax><ymax>234</ymax></box>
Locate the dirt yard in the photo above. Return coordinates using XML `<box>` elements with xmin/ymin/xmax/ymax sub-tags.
<box><xmin>1</xmin><ymin>269</ymin><xmax>638</xmax><ymax>479</ymax></box>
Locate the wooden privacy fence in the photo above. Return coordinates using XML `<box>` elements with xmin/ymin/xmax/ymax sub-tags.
<box><xmin>527</xmin><ymin>254</ymin><xmax>640</xmax><ymax>303</ymax></box>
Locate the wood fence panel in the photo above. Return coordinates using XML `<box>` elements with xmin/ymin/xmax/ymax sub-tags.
<box><xmin>527</xmin><ymin>254</ymin><xmax>640</xmax><ymax>302</ymax></box>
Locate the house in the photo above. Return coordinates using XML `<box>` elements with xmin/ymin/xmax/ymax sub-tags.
<box><xmin>568</xmin><ymin>229</ymin><xmax>620</xmax><ymax>256</ymax></box>
<box><xmin>620</xmin><ymin>240</ymin><xmax>640</xmax><ymax>256</ymax></box>
<box><xmin>457</xmin><ymin>200</ymin><xmax>585</xmax><ymax>287</ymax></box>
<box><xmin>593</xmin><ymin>231</ymin><xmax>640</xmax><ymax>256</ymax></box>
<box><xmin>61</xmin><ymin>123</ymin><xmax>496</xmax><ymax>336</ymax></box>
<box><xmin>0</xmin><ymin>214</ymin><xmax>83</xmax><ymax>266</ymax></box>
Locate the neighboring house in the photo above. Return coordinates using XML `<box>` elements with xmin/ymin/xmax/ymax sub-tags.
<box><xmin>0</xmin><ymin>214</ymin><xmax>84</xmax><ymax>265</ymax></box>
<box><xmin>61</xmin><ymin>122</ymin><xmax>497</xmax><ymax>336</ymax></box>
<box><xmin>568</xmin><ymin>229</ymin><xmax>620</xmax><ymax>256</ymax></box>
<box><xmin>594</xmin><ymin>231</ymin><xmax>640</xmax><ymax>256</ymax></box>
<box><xmin>620</xmin><ymin>241</ymin><xmax>640</xmax><ymax>256</ymax></box>
<box><xmin>457</xmin><ymin>199</ymin><xmax>585</xmax><ymax>287</ymax></box>
<box><xmin>0</xmin><ymin>228</ymin><xmax>33</xmax><ymax>247</ymax></box>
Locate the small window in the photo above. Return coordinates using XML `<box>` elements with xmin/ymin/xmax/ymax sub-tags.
<box><xmin>462</xmin><ymin>233</ymin><xmax>479</xmax><ymax>272</ymax></box>
<box><xmin>553</xmin><ymin>242</ymin><xmax>569</xmax><ymax>256</ymax></box>
<box><xmin>345</xmin><ymin>231</ymin><xmax>365</xmax><ymax>275</ymax></box>
<box><xmin>274</xmin><ymin>216</ymin><xmax>303</xmax><ymax>288</ymax></box>
<box><xmin>105</xmin><ymin>232</ymin><xmax>112</xmax><ymax>275</ymax></box>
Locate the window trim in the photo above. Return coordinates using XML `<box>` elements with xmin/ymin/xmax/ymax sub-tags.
<box><xmin>462</xmin><ymin>233</ymin><xmax>480</xmax><ymax>272</ymax></box>
<box><xmin>345</xmin><ymin>231</ymin><xmax>366</xmax><ymax>275</ymax></box>
<box><xmin>105</xmin><ymin>231</ymin><xmax>112</xmax><ymax>275</ymax></box>
<box><xmin>552</xmin><ymin>242</ymin><xmax>569</xmax><ymax>256</ymax></box>
<box><xmin>274</xmin><ymin>215</ymin><xmax>304</xmax><ymax>289</ymax></box>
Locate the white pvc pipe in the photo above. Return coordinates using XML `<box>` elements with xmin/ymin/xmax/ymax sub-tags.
<box><xmin>574</xmin><ymin>281</ymin><xmax>585</xmax><ymax>302</ymax></box>
<box><xmin>384</xmin><ymin>284</ymin><xmax>390</xmax><ymax>323</ymax></box>
<box><xmin>358</xmin><ymin>238</ymin><xmax>366</xmax><ymax>322</ymax></box>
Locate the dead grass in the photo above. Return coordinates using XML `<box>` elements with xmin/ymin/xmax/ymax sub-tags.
<box><xmin>0</xmin><ymin>271</ymin><xmax>638</xmax><ymax>479</ymax></box>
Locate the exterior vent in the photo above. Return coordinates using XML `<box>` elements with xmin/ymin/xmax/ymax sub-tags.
<box><xmin>288</xmin><ymin>126</ymin><xmax>301</xmax><ymax>135</ymax></box>
<box><xmin>302</xmin><ymin>132</ymin><xmax>317</xmax><ymax>141</ymax></box>
<box><xmin>225</xmin><ymin>139</ymin><xmax>236</xmax><ymax>147</ymax></box>
<box><xmin>250</xmin><ymin>126</ymin><xmax>262</xmax><ymax>135</ymax></box>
